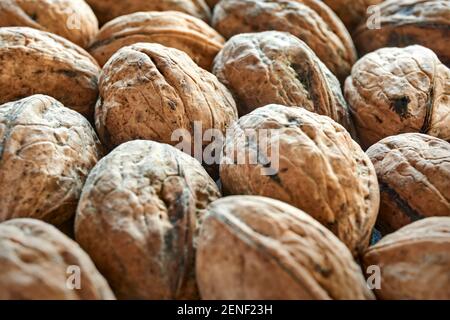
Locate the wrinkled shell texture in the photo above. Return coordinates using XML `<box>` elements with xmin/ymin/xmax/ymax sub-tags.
<box><xmin>85</xmin><ymin>0</ymin><xmax>211</xmax><ymax>25</ymax></box>
<box><xmin>212</xmin><ymin>0</ymin><xmax>357</xmax><ymax>82</ymax></box>
<box><xmin>363</xmin><ymin>217</ymin><xmax>450</xmax><ymax>299</ymax></box>
<box><xmin>345</xmin><ymin>45</ymin><xmax>450</xmax><ymax>149</ymax></box>
<box><xmin>196</xmin><ymin>196</ymin><xmax>375</xmax><ymax>300</ymax></box>
<box><xmin>0</xmin><ymin>27</ymin><xmax>100</xmax><ymax>119</ymax></box>
<box><xmin>0</xmin><ymin>95</ymin><xmax>103</xmax><ymax>226</ymax></box>
<box><xmin>354</xmin><ymin>0</ymin><xmax>450</xmax><ymax>66</ymax></box>
<box><xmin>367</xmin><ymin>133</ymin><xmax>450</xmax><ymax>234</ymax></box>
<box><xmin>0</xmin><ymin>219</ymin><xmax>115</xmax><ymax>300</ymax></box>
<box><xmin>220</xmin><ymin>105</ymin><xmax>380</xmax><ymax>255</ymax></box>
<box><xmin>75</xmin><ymin>140</ymin><xmax>221</xmax><ymax>299</ymax></box>
<box><xmin>322</xmin><ymin>0</ymin><xmax>385</xmax><ymax>33</ymax></box>
<box><xmin>96</xmin><ymin>43</ymin><xmax>238</xmax><ymax>150</ymax></box>
<box><xmin>0</xmin><ymin>0</ymin><xmax>99</xmax><ymax>48</ymax></box>
<box><xmin>89</xmin><ymin>11</ymin><xmax>225</xmax><ymax>70</ymax></box>
<box><xmin>213</xmin><ymin>31</ymin><xmax>354</xmax><ymax>133</ymax></box>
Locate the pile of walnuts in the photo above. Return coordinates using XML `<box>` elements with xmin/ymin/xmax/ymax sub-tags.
<box><xmin>0</xmin><ymin>0</ymin><xmax>448</xmax><ymax>301</ymax></box>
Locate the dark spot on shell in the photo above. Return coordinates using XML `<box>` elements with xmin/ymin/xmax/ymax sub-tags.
<box><xmin>391</xmin><ymin>96</ymin><xmax>410</xmax><ymax>119</ymax></box>
<box><xmin>168</xmin><ymin>100</ymin><xmax>177</xmax><ymax>110</ymax></box>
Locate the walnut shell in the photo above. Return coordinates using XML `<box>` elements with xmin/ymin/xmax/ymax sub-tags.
<box><xmin>85</xmin><ymin>0</ymin><xmax>211</xmax><ymax>25</ymax></box>
<box><xmin>89</xmin><ymin>11</ymin><xmax>224</xmax><ymax>69</ymax></box>
<box><xmin>345</xmin><ymin>45</ymin><xmax>450</xmax><ymax>149</ymax></box>
<box><xmin>220</xmin><ymin>104</ymin><xmax>380</xmax><ymax>255</ymax></box>
<box><xmin>354</xmin><ymin>0</ymin><xmax>450</xmax><ymax>66</ymax></box>
<box><xmin>367</xmin><ymin>133</ymin><xmax>450</xmax><ymax>234</ymax></box>
<box><xmin>213</xmin><ymin>31</ymin><xmax>355</xmax><ymax>134</ymax></box>
<box><xmin>0</xmin><ymin>0</ymin><xmax>99</xmax><ymax>49</ymax></box>
<box><xmin>322</xmin><ymin>0</ymin><xmax>384</xmax><ymax>33</ymax></box>
<box><xmin>206</xmin><ymin>0</ymin><xmax>219</xmax><ymax>9</ymax></box>
<box><xmin>196</xmin><ymin>196</ymin><xmax>375</xmax><ymax>300</ymax></box>
<box><xmin>0</xmin><ymin>218</ymin><xmax>115</xmax><ymax>300</ymax></box>
<box><xmin>75</xmin><ymin>140</ymin><xmax>221</xmax><ymax>299</ymax></box>
<box><xmin>0</xmin><ymin>27</ymin><xmax>100</xmax><ymax>119</ymax></box>
<box><xmin>212</xmin><ymin>0</ymin><xmax>357</xmax><ymax>83</ymax></box>
<box><xmin>0</xmin><ymin>95</ymin><xmax>103</xmax><ymax>226</ymax></box>
<box><xmin>363</xmin><ymin>217</ymin><xmax>450</xmax><ymax>300</ymax></box>
<box><xmin>95</xmin><ymin>42</ymin><xmax>238</xmax><ymax>151</ymax></box>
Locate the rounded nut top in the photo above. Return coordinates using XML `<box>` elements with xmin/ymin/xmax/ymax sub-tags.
<box><xmin>0</xmin><ymin>95</ymin><xmax>103</xmax><ymax>226</ymax></box>
<box><xmin>363</xmin><ymin>217</ymin><xmax>450</xmax><ymax>300</ymax></box>
<box><xmin>345</xmin><ymin>45</ymin><xmax>450</xmax><ymax>149</ymax></box>
<box><xmin>0</xmin><ymin>27</ymin><xmax>100</xmax><ymax>119</ymax></box>
<box><xmin>95</xmin><ymin>42</ymin><xmax>237</xmax><ymax>150</ymax></box>
<box><xmin>212</xmin><ymin>0</ymin><xmax>357</xmax><ymax>83</ymax></box>
<box><xmin>220</xmin><ymin>104</ymin><xmax>380</xmax><ymax>256</ymax></box>
<box><xmin>75</xmin><ymin>140</ymin><xmax>221</xmax><ymax>299</ymax></box>
<box><xmin>0</xmin><ymin>0</ymin><xmax>99</xmax><ymax>48</ymax></box>
<box><xmin>367</xmin><ymin>133</ymin><xmax>450</xmax><ymax>234</ymax></box>
<box><xmin>196</xmin><ymin>196</ymin><xmax>375</xmax><ymax>300</ymax></box>
<box><xmin>85</xmin><ymin>0</ymin><xmax>211</xmax><ymax>25</ymax></box>
<box><xmin>213</xmin><ymin>31</ymin><xmax>355</xmax><ymax>134</ymax></box>
<box><xmin>89</xmin><ymin>11</ymin><xmax>225</xmax><ymax>69</ymax></box>
<box><xmin>0</xmin><ymin>218</ymin><xmax>115</xmax><ymax>300</ymax></box>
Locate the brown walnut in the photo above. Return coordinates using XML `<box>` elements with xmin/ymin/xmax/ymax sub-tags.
<box><xmin>75</xmin><ymin>140</ymin><xmax>221</xmax><ymax>299</ymax></box>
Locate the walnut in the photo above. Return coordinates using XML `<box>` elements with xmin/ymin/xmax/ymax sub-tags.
<box><xmin>89</xmin><ymin>11</ymin><xmax>225</xmax><ymax>70</ymax></box>
<box><xmin>0</xmin><ymin>27</ymin><xmax>100</xmax><ymax>119</ymax></box>
<box><xmin>212</xmin><ymin>0</ymin><xmax>357</xmax><ymax>83</ymax></box>
<box><xmin>0</xmin><ymin>95</ymin><xmax>103</xmax><ymax>227</ymax></box>
<box><xmin>0</xmin><ymin>0</ymin><xmax>99</xmax><ymax>48</ymax></box>
<box><xmin>0</xmin><ymin>218</ymin><xmax>115</xmax><ymax>300</ymax></box>
<box><xmin>366</xmin><ymin>133</ymin><xmax>450</xmax><ymax>234</ymax></box>
<box><xmin>213</xmin><ymin>31</ymin><xmax>355</xmax><ymax>134</ymax></box>
<box><xmin>75</xmin><ymin>140</ymin><xmax>221</xmax><ymax>299</ymax></box>
<box><xmin>220</xmin><ymin>104</ymin><xmax>380</xmax><ymax>256</ymax></box>
<box><xmin>95</xmin><ymin>42</ymin><xmax>237</xmax><ymax>151</ymax></box>
<box><xmin>196</xmin><ymin>196</ymin><xmax>375</xmax><ymax>299</ymax></box>
<box><xmin>363</xmin><ymin>217</ymin><xmax>450</xmax><ymax>300</ymax></box>
<box><xmin>205</xmin><ymin>0</ymin><xmax>219</xmax><ymax>9</ymax></box>
<box><xmin>354</xmin><ymin>0</ymin><xmax>450</xmax><ymax>66</ymax></box>
<box><xmin>345</xmin><ymin>45</ymin><xmax>450</xmax><ymax>149</ymax></box>
<box><xmin>322</xmin><ymin>0</ymin><xmax>384</xmax><ymax>33</ymax></box>
<box><xmin>85</xmin><ymin>0</ymin><xmax>211</xmax><ymax>25</ymax></box>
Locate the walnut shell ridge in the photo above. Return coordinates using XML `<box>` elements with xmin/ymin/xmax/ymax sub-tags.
<box><xmin>212</xmin><ymin>0</ymin><xmax>357</xmax><ymax>83</ymax></box>
<box><xmin>0</xmin><ymin>27</ymin><xmax>100</xmax><ymax>119</ymax></box>
<box><xmin>220</xmin><ymin>104</ymin><xmax>380</xmax><ymax>256</ymax></box>
<box><xmin>213</xmin><ymin>31</ymin><xmax>355</xmax><ymax>134</ymax></box>
<box><xmin>89</xmin><ymin>11</ymin><xmax>225</xmax><ymax>70</ymax></box>
<box><xmin>75</xmin><ymin>140</ymin><xmax>221</xmax><ymax>299</ymax></box>
<box><xmin>367</xmin><ymin>133</ymin><xmax>450</xmax><ymax>234</ymax></box>
<box><xmin>0</xmin><ymin>218</ymin><xmax>115</xmax><ymax>300</ymax></box>
<box><xmin>363</xmin><ymin>217</ymin><xmax>450</xmax><ymax>300</ymax></box>
<box><xmin>345</xmin><ymin>45</ymin><xmax>450</xmax><ymax>149</ymax></box>
<box><xmin>85</xmin><ymin>0</ymin><xmax>211</xmax><ymax>25</ymax></box>
<box><xmin>196</xmin><ymin>196</ymin><xmax>375</xmax><ymax>300</ymax></box>
<box><xmin>0</xmin><ymin>0</ymin><xmax>99</xmax><ymax>48</ymax></box>
<box><xmin>354</xmin><ymin>0</ymin><xmax>450</xmax><ymax>66</ymax></box>
<box><xmin>0</xmin><ymin>95</ymin><xmax>103</xmax><ymax>226</ymax></box>
<box><xmin>95</xmin><ymin>42</ymin><xmax>238</xmax><ymax>151</ymax></box>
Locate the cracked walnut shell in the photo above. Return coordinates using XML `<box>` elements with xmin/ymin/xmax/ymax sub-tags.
<box><xmin>367</xmin><ymin>133</ymin><xmax>450</xmax><ymax>234</ymax></box>
<box><xmin>0</xmin><ymin>95</ymin><xmax>103</xmax><ymax>227</ymax></box>
<box><xmin>0</xmin><ymin>27</ymin><xmax>101</xmax><ymax>119</ymax></box>
<box><xmin>89</xmin><ymin>11</ymin><xmax>225</xmax><ymax>70</ymax></box>
<box><xmin>212</xmin><ymin>0</ymin><xmax>357</xmax><ymax>83</ymax></box>
<box><xmin>213</xmin><ymin>31</ymin><xmax>355</xmax><ymax>134</ymax></box>
<box><xmin>95</xmin><ymin>42</ymin><xmax>237</xmax><ymax>150</ymax></box>
<box><xmin>363</xmin><ymin>217</ymin><xmax>450</xmax><ymax>300</ymax></box>
<box><xmin>85</xmin><ymin>0</ymin><xmax>211</xmax><ymax>25</ymax></box>
<box><xmin>220</xmin><ymin>105</ymin><xmax>380</xmax><ymax>256</ymax></box>
<box><xmin>354</xmin><ymin>0</ymin><xmax>450</xmax><ymax>67</ymax></box>
<box><xmin>0</xmin><ymin>0</ymin><xmax>99</xmax><ymax>49</ymax></box>
<box><xmin>0</xmin><ymin>218</ymin><xmax>115</xmax><ymax>300</ymax></box>
<box><xmin>75</xmin><ymin>140</ymin><xmax>221</xmax><ymax>299</ymax></box>
<box><xmin>345</xmin><ymin>45</ymin><xmax>450</xmax><ymax>149</ymax></box>
<box><xmin>196</xmin><ymin>196</ymin><xmax>375</xmax><ymax>300</ymax></box>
